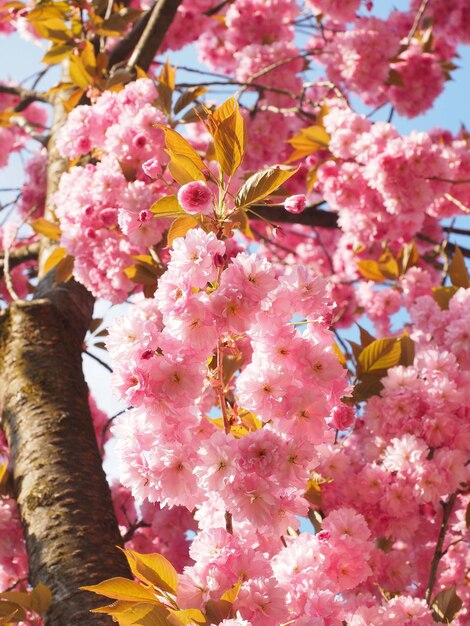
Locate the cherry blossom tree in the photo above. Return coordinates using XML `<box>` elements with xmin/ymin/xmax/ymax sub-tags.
<box><xmin>0</xmin><ymin>1</ymin><xmax>469</xmax><ymax>626</ymax></box>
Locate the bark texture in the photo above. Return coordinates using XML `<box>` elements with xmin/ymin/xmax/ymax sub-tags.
<box><xmin>0</xmin><ymin>288</ymin><xmax>129</xmax><ymax>626</ymax></box>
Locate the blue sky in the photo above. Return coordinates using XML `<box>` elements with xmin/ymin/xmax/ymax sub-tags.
<box><xmin>1</xmin><ymin>4</ymin><xmax>469</xmax><ymax>474</ymax></box>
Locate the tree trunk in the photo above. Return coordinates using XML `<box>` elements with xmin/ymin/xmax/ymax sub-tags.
<box><xmin>0</xmin><ymin>284</ymin><xmax>129</xmax><ymax>626</ymax></box>
<box><xmin>0</xmin><ymin>65</ymin><xmax>129</xmax><ymax>625</ymax></box>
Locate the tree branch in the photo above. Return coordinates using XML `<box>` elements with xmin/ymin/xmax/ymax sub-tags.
<box><xmin>0</xmin><ymin>85</ymin><xmax>50</xmax><ymax>111</ymax></box>
<box><xmin>425</xmin><ymin>492</ymin><xmax>458</xmax><ymax>605</ymax></box>
<box><xmin>249</xmin><ymin>203</ymin><xmax>338</xmax><ymax>228</ymax></box>
<box><xmin>125</xmin><ymin>0</ymin><xmax>184</xmax><ymax>72</ymax></box>
<box><xmin>0</xmin><ymin>242</ymin><xmax>40</xmax><ymax>281</ymax></box>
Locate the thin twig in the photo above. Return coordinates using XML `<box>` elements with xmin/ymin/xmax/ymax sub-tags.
<box><xmin>425</xmin><ymin>492</ymin><xmax>457</xmax><ymax>604</ymax></box>
<box><xmin>84</xmin><ymin>349</ymin><xmax>113</xmax><ymax>373</ymax></box>
<box><xmin>405</xmin><ymin>0</ymin><xmax>431</xmax><ymax>45</ymax></box>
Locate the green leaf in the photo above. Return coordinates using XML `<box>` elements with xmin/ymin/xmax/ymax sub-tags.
<box><xmin>358</xmin><ymin>338</ymin><xmax>401</xmax><ymax>373</ymax></box>
<box><xmin>150</xmin><ymin>195</ymin><xmax>186</xmax><ymax>218</ymax></box>
<box><xmin>431</xmin><ymin>586</ymin><xmax>462</xmax><ymax>623</ymax></box>
<box><xmin>235</xmin><ymin>165</ymin><xmax>299</xmax><ymax>209</ymax></box>
<box><xmin>448</xmin><ymin>246</ymin><xmax>470</xmax><ymax>288</ymax></box>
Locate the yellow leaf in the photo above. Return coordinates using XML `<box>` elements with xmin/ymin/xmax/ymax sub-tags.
<box><xmin>159</xmin><ymin>58</ymin><xmax>176</xmax><ymax>90</ymax></box>
<box><xmin>167</xmin><ymin>609</ymin><xmax>206</xmax><ymax>626</ymax></box>
<box><xmin>69</xmin><ymin>53</ymin><xmax>94</xmax><ymax>88</ymax></box>
<box><xmin>332</xmin><ymin>342</ymin><xmax>346</xmax><ymax>367</ymax></box>
<box><xmin>62</xmin><ymin>87</ymin><xmax>85</xmax><ymax>113</ymax></box>
<box><xmin>167</xmin><ymin>152</ymin><xmax>206</xmax><ymax>185</ymax></box>
<box><xmin>93</xmin><ymin>601</ymin><xmax>169</xmax><ymax>626</ymax></box>
<box><xmin>286</xmin><ymin>124</ymin><xmax>329</xmax><ymax>163</ymax></box>
<box><xmin>166</xmin><ymin>216</ymin><xmax>198</xmax><ymax>248</ymax></box>
<box><xmin>358</xmin><ymin>338</ymin><xmax>401</xmax><ymax>373</ymax></box>
<box><xmin>120</xmin><ymin>550</ymin><xmax>179</xmax><ymax>595</ymax></box>
<box><xmin>220</xmin><ymin>580</ymin><xmax>241</xmax><ymax>603</ymax></box>
<box><xmin>150</xmin><ymin>195</ymin><xmax>186</xmax><ymax>218</ymax></box>
<box><xmin>174</xmin><ymin>86</ymin><xmax>207</xmax><ymax>115</ymax></box>
<box><xmin>356</xmin><ymin>260</ymin><xmax>385</xmax><ymax>282</ymax></box>
<box><xmin>213</xmin><ymin>101</ymin><xmax>245</xmax><ymax>177</ymax></box>
<box><xmin>378</xmin><ymin>251</ymin><xmax>399</xmax><ymax>279</ymax></box>
<box><xmin>124</xmin><ymin>262</ymin><xmax>160</xmax><ymax>287</ymax></box>
<box><xmin>0</xmin><ymin>601</ymin><xmax>25</xmax><ymax>621</ymax></box>
<box><xmin>30</xmin><ymin>217</ymin><xmax>61</xmax><ymax>239</ymax></box>
<box><xmin>448</xmin><ymin>246</ymin><xmax>470</xmax><ymax>288</ymax></box>
<box><xmin>235</xmin><ymin>165</ymin><xmax>299</xmax><ymax>209</ymax></box>
<box><xmin>43</xmin><ymin>246</ymin><xmax>67</xmax><ymax>274</ymax></box>
<box><xmin>0</xmin><ymin>462</ymin><xmax>12</xmax><ymax>496</ymax></box>
<box><xmin>42</xmin><ymin>43</ymin><xmax>74</xmax><ymax>64</ymax></box>
<box><xmin>157</xmin><ymin>127</ymin><xmax>206</xmax><ymax>173</ymax></box>
<box><xmin>81</xmin><ymin>577</ymin><xmax>158</xmax><ymax>603</ymax></box>
<box><xmin>230</xmin><ymin>209</ymin><xmax>253</xmax><ymax>239</ymax></box>
<box><xmin>432</xmin><ymin>285</ymin><xmax>458</xmax><ymax>310</ymax></box>
<box><xmin>30</xmin><ymin>584</ymin><xmax>52</xmax><ymax>614</ymax></box>
<box><xmin>399</xmin><ymin>334</ymin><xmax>415</xmax><ymax>367</ymax></box>
<box><xmin>397</xmin><ymin>242</ymin><xmax>419</xmax><ymax>274</ymax></box>
<box><xmin>54</xmin><ymin>254</ymin><xmax>74</xmax><ymax>283</ymax></box>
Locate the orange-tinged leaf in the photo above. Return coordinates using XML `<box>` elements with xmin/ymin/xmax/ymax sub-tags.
<box><xmin>166</xmin><ymin>215</ymin><xmax>198</xmax><ymax>248</ymax></box>
<box><xmin>0</xmin><ymin>591</ymin><xmax>31</xmax><ymax>610</ymax></box>
<box><xmin>432</xmin><ymin>285</ymin><xmax>458</xmax><ymax>310</ymax></box>
<box><xmin>378</xmin><ymin>251</ymin><xmax>399</xmax><ymax>279</ymax></box>
<box><xmin>81</xmin><ymin>577</ymin><xmax>158</xmax><ymax>603</ymax></box>
<box><xmin>167</xmin><ymin>608</ymin><xmax>206</xmax><ymax>626</ymax></box>
<box><xmin>397</xmin><ymin>241</ymin><xmax>419</xmax><ymax>274</ymax></box>
<box><xmin>358</xmin><ymin>338</ymin><xmax>401</xmax><ymax>373</ymax></box>
<box><xmin>0</xmin><ymin>462</ymin><xmax>12</xmax><ymax>496</ymax></box>
<box><xmin>356</xmin><ymin>260</ymin><xmax>385</xmax><ymax>282</ymax></box>
<box><xmin>205</xmin><ymin>599</ymin><xmax>232</xmax><ymax>625</ymax></box>
<box><xmin>286</xmin><ymin>124</ymin><xmax>329</xmax><ymax>162</ymax></box>
<box><xmin>30</xmin><ymin>583</ymin><xmax>52</xmax><ymax>614</ymax></box>
<box><xmin>69</xmin><ymin>53</ymin><xmax>95</xmax><ymax>88</ymax></box>
<box><xmin>150</xmin><ymin>195</ymin><xmax>186</xmax><ymax>218</ymax></box>
<box><xmin>42</xmin><ymin>43</ymin><xmax>74</xmax><ymax>64</ymax></box>
<box><xmin>431</xmin><ymin>586</ymin><xmax>462</xmax><ymax>624</ymax></box>
<box><xmin>62</xmin><ymin>87</ymin><xmax>85</xmax><ymax>112</ymax></box>
<box><xmin>167</xmin><ymin>151</ymin><xmax>206</xmax><ymax>185</ymax></box>
<box><xmin>230</xmin><ymin>209</ymin><xmax>253</xmax><ymax>239</ymax></box>
<box><xmin>30</xmin><ymin>217</ymin><xmax>61</xmax><ymax>239</ymax></box>
<box><xmin>235</xmin><ymin>165</ymin><xmax>299</xmax><ymax>209</ymax></box>
<box><xmin>399</xmin><ymin>334</ymin><xmax>415</xmax><ymax>367</ymax></box>
<box><xmin>0</xmin><ymin>600</ymin><xmax>25</xmax><ymax>621</ymax></box>
<box><xmin>333</xmin><ymin>342</ymin><xmax>346</xmax><ymax>367</ymax></box>
<box><xmin>174</xmin><ymin>86</ymin><xmax>207</xmax><ymax>115</ymax></box>
<box><xmin>159</xmin><ymin>58</ymin><xmax>175</xmax><ymax>90</ymax></box>
<box><xmin>94</xmin><ymin>601</ymin><xmax>169</xmax><ymax>626</ymax></box>
<box><xmin>43</xmin><ymin>246</ymin><xmax>67</xmax><ymax>274</ymax></box>
<box><xmin>213</xmin><ymin>108</ymin><xmax>244</xmax><ymax>177</ymax></box>
<box><xmin>220</xmin><ymin>580</ymin><xmax>241</xmax><ymax>603</ymax></box>
<box><xmin>54</xmin><ymin>254</ymin><xmax>74</xmax><ymax>283</ymax></box>
<box><xmin>448</xmin><ymin>246</ymin><xmax>470</xmax><ymax>288</ymax></box>
<box><xmin>157</xmin><ymin>127</ymin><xmax>206</xmax><ymax>172</ymax></box>
<box><xmin>122</xmin><ymin>550</ymin><xmax>179</xmax><ymax>595</ymax></box>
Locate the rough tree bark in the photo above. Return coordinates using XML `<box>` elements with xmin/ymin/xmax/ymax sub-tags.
<box><xmin>0</xmin><ymin>289</ymin><xmax>129</xmax><ymax>626</ymax></box>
